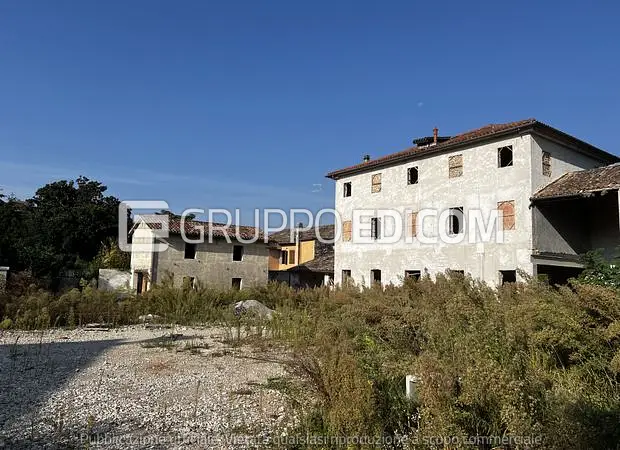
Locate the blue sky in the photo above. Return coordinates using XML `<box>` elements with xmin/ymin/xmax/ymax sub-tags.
<box><xmin>1</xmin><ymin>0</ymin><xmax>619</xmax><ymax>225</ymax></box>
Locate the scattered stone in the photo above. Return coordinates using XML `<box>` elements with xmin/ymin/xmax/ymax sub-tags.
<box><xmin>138</xmin><ymin>314</ymin><xmax>163</xmax><ymax>323</ymax></box>
<box><xmin>234</xmin><ymin>300</ymin><xmax>275</xmax><ymax>320</ymax></box>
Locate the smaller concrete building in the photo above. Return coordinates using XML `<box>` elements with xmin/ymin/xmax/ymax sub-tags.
<box><xmin>530</xmin><ymin>163</ymin><xmax>620</xmax><ymax>283</ymax></box>
<box><xmin>268</xmin><ymin>225</ymin><xmax>334</xmax><ymax>288</ymax></box>
<box><xmin>130</xmin><ymin>217</ymin><xmax>270</xmax><ymax>292</ymax></box>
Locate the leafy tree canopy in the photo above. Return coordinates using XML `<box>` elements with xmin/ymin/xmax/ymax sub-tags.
<box><xmin>0</xmin><ymin>176</ymin><xmax>125</xmax><ymax>286</ymax></box>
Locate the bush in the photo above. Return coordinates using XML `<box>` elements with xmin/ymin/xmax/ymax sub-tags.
<box><xmin>269</xmin><ymin>272</ymin><xmax>620</xmax><ymax>449</ymax></box>
<box><xmin>575</xmin><ymin>249</ymin><xmax>620</xmax><ymax>289</ymax></box>
<box><xmin>2</xmin><ymin>274</ymin><xmax>619</xmax><ymax>448</ymax></box>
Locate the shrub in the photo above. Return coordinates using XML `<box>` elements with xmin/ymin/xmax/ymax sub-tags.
<box><xmin>268</xmin><ymin>273</ymin><xmax>620</xmax><ymax>449</ymax></box>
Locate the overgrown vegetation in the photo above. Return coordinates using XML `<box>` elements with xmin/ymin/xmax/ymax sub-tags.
<box><xmin>0</xmin><ymin>177</ymin><xmax>126</xmax><ymax>289</ymax></box>
<box><xmin>576</xmin><ymin>248</ymin><xmax>620</xmax><ymax>289</ymax></box>
<box><xmin>1</xmin><ymin>273</ymin><xmax>619</xmax><ymax>449</ymax></box>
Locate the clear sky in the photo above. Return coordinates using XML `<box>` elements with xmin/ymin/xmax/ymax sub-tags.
<box><xmin>1</xmin><ymin>0</ymin><xmax>618</xmax><ymax>224</ymax></box>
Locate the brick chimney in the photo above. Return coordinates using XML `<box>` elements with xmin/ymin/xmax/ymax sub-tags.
<box><xmin>433</xmin><ymin>127</ymin><xmax>438</xmax><ymax>145</ymax></box>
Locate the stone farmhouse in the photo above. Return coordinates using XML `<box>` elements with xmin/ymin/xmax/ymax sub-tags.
<box><xmin>130</xmin><ymin>217</ymin><xmax>270</xmax><ymax>292</ymax></box>
<box><xmin>326</xmin><ymin>118</ymin><xmax>620</xmax><ymax>287</ymax></box>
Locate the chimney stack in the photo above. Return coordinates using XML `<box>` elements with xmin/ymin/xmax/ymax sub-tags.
<box><xmin>363</xmin><ymin>154</ymin><xmax>370</xmax><ymax>163</ymax></box>
<box><xmin>433</xmin><ymin>127</ymin><xmax>438</xmax><ymax>145</ymax></box>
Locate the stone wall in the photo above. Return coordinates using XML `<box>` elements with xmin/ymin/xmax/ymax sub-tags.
<box><xmin>154</xmin><ymin>235</ymin><xmax>270</xmax><ymax>289</ymax></box>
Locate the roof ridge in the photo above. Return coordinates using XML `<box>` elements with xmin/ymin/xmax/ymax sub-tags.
<box><xmin>326</xmin><ymin>118</ymin><xmax>545</xmax><ymax>179</ymax></box>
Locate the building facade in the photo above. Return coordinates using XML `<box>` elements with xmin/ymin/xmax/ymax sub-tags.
<box><xmin>130</xmin><ymin>217</ymin><xmax>270</xmax><ymax>292</ymax></box>
<box><xmin>268</xmin><ymin>225</ymin><xmax>334</xmax><ymax>288</ymax></box>
<box><xmin>327</xmin><ymin>119</ymin><xmax>619</xmax><ymax>287</ymax></box>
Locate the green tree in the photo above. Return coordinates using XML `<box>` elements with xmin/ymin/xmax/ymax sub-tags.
<box><xmin>0</xmin><ymin>177</ymin><xmax>125</xmax><ymax>287</ymax></box>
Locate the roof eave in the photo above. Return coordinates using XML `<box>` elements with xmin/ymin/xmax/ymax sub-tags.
<box><xmin>531</xmin><ymin>187</ymin><xmax>619</xmax><ymax>203</ymax></box>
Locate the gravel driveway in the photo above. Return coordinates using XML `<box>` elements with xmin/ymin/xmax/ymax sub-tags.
<box><xmin>0</xmin><ymin>326</ymin><xmax>295</xmax><ymax>449</ymax></box>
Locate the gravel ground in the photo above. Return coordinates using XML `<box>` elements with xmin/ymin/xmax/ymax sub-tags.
<box><xmin>0</xmin><ymin>326</ymin><xmax>297</xmax><ymax>449</ymax></box>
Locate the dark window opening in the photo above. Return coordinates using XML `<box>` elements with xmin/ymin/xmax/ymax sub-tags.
<box><xmin>136</xmin><ymin>272</ymin><xmax>147</xmax><ymax>294</ymax></box>
<box><xmin>289</xmin><ymin>250</ymin><xmax>296</xmax><ymax>265</ymax></box>
<box><xmin>371</xmin><ymin>269</ymin><xmax>381</xmax><ymax>284</ymax></box>
<box><xmin>371</xmin><ymin>217</ymin><xmax>381</xmax><ymax>240</ymax></box>
<box><xmin>498</xmin><ymin>146</ymin><xmax>513</xmax><ymax>168</ymax></box>
<box><xmin>281</xmin><ymin>251</ymin><xmax>288</xmax><ymax>265</ymax></box>
<box><xmin>343</xmin><ymin>182</ymin><xmax>352</xmax><ymax>197</ymax></box>
<box><xmin>232</xmin><ymin>278</ymin><xmax>242</xmax><ymax>290</ymax></box>
<box><xmin>448</xmin><ymin>207</ymin><xmax>464</xmax><ymax>235</ymax></box>
<box><xmin>183</xmin><ymin>276</ymin><xmax>195</xmax><ymax>289</ymax></box>
<box><xmin>184</xmin><ymin>243</ymin><xmax>197</xmax><ymax>259</ymax></box>
<box><xmin>405</xmin><ymin>270</ymin><xmax>421</xmax><ymax>280</ymax></box>
<box><xmin>342</xmin><ymin>270</ymin><xmax>352</xmax><ymax>284</ymax></box>
<box><xmin>407</xmin><ymin>167</ymin><xmax>419</xmax><ymax>185</ymax></box>
<box><xmin>500</xmin><ymin>270</ymin><xmax>517</xmax><ymax>285</ymax></box>
<box><xmin>233</xmin><ymin>245</ymin><xmax>243</xmax><ymax>261</ymax></box>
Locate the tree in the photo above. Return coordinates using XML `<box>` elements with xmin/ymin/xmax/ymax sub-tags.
<box><xmin>0</xmin><ymin>177</ymin><xmax>124</xmax><ymax>287</ymax></box>
<box><xmin>0</xmin><ymin>195</ymin><xmax>32</xmax><ymax>270</ymax></box>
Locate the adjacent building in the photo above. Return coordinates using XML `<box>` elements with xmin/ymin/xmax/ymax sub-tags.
<box><xmin>326</xmin><ymin>119</ymin><xmax>620</xmax><ymax>287</ymax></box>
<box><xmin>268</xmin><ymin>225</ymin><xmax>334</xmax><ymax>288</ymax></box>
<box><xmin>130</xmin><ymin>217</ymin><xmax>270</xmax><ymax>292</ymax></box>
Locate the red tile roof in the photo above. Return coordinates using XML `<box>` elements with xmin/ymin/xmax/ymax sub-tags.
<box><xmin>141</xmin><ymin>217</ymin><xmax>265</xmax><ymax>241</ymax></box>
<box><xmin>269</xmin><ymin>225</ymin><xmax>335</xmax><ymax>244</ymax></box>
<box><xmin>532</xmin><ymin>163</ymin><xmax>620</xmax><ymax>200</ymax></box>
<box><xmin>326</xmin><ymin>119</ymin><xmax>618</xmax><ymax>179</ymax></box>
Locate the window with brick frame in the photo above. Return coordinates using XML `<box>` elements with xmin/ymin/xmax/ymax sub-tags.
<box><xmin>449</xmin><ymin>154</ymin><xmax>463</xmax><ymax>178</ymax></box>
<box><xmin>542</xmin><ymin>151</ymin><xmax>551</xmax><ymax>176</ymax></box>
<box><xmin>342</xmin><ymin>220</ymin><xmax>352</xmax><ymax>242</ymax></box>
<box><xmin>498</xmin><ymin>200</ymin><xmax>515</xmax><ymax>230</ymax></box>
<box><xmin>371</xmin><ymin>173</ymin><xmax>382</xmax><ymax>193</ymax></box>
<box><xmin>408</xmin><ymin>212</ymin><xmax>418</xmax><ymax>237</ymax></box>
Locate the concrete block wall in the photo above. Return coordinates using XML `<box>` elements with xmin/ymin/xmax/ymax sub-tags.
<box><xmin>154</xmin><ymin>235</ymin><xmax>270</xmax><ymax>289</ymax></box>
